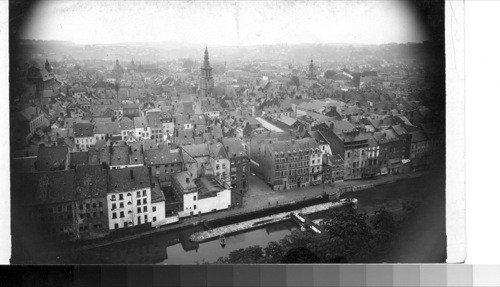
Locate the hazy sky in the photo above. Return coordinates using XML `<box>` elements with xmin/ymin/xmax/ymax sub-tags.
<box><xmin>21</xmin><ymin>0</ymin><xmax>428</xmax><ymax>46</ymax></box>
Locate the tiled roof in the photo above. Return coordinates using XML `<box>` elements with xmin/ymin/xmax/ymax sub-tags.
<box><xmin>133</xmin><ymin>116</ymin><xmax>149</xmax><ymax>129</ymax></box>
<box><xmin>70</xmin><ymin>151</ymin><xmax>89</xmax><ymax>166</ymax></box>
<box><xmin>75</xmin><ymin>165</ymin><xmax>108</xmax><ymax>199</ymax></box>
<box><xmin>119</xmin><ymin>118</ymin><xmax>135</xmax><ymax>131</ymax></box>
<box><xmin>74</xmin><ymin>123</ymin><xmax>94</xmax><ymax>137</ymax></box>
<box><xmin>391</xmin><ymin>124</ymin><xmax>408</xmax><ymax>136</ymax></box>
<box><xmin>172</xmin><ymin>171</ymin><xmax>197</xmax><ymax>193</ymax></box>
<box><xmin>222</xmin><ymin>138</ymin><xmax>247</xmax><ymax>158</ymax></box>
<box><xmin>144</xmin><ymin>148</ymin><xmax>181</xmax><ymax>165</ymax></box>
<box><xmin>36</xmin><ymin>146</ymin><xmax>68</xmax><ymax>171</ymax></box>
<box><xmin>209</xmin><ymin>142</ymin><xmax>228</xmax><ymax>159</ymax></box>
<box><xmin>181</xmin><ymin>143</ymin><xmax>209</xmax><ymax>158</ymax></box>
<box><xmin>108</xmin><ymin>166</ymin><xmax>150</xmax><ymax>193</ymax></box>
<box><xmin>34</xmin><ymin>170</ymin><xmax>76</xmax><ymax>205</ymax></box>
<box><xmin>268</xmin><ymin>138</ymin><xmax>319</xmax><ymax>154</ymax></box>
<box><xmin>110</xmin><ymin>146</ymin><xmax>130</xmax><ymax>166</ymax></box>
<box><xmin>373</xmin><ymin>129</ymin><xmax>400</xmax><ymax>144</ymax></box>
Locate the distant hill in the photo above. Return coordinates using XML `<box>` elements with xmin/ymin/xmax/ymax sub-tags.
<box><xmin>12</xmin><ymin>39</ymin><xmax>438</xmax><ymax>66</ymax></box>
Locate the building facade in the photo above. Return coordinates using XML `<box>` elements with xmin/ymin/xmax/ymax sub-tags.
<box><xmin>250</xmin><ymin>137</ymin><xmax>320</xmax><ymax>191</ymax></box>
<box><xmin>107</xmin><ymin>167</ymin><xmax>152</xmax><ymax>230</ymax></box>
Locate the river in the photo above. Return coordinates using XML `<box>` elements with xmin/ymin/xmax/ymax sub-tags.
<box><xmin>65</xmin><ymin>171</ymin><xmax>446</xmax><ymax>264</ymax></box>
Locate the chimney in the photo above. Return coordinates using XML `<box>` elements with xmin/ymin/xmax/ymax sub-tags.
<box><xmin>186</xmin><ymin>177</ymin><xmax>190</xmax><ymax>184</ymax></box>
<box><xmin>130</xmin><ymin>169</ymin><xmax>134</xmax><ymax>179</ymax></box>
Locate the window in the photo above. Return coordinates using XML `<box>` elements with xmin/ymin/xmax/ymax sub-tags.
<box><xmin>120</xmin><ymin>202</ymin><xmax>124</xmax><ymax>208</ymax></box>
<box><xmin>145</xmin><ymin>215</ymin><xmax>148</xmax><ymax>222</ymax></box>
<box><xmin>114</xmin><ymin>223</ymin><xmax>119</xmax><ymax>229</ymax></box>
<box><xmin>153</xmin><ymin>206</ymin><xmax>156</xmax><ymax>212</ymax></box>
<box><xmin>112</xmin><ymin>203</ymin><xmax>116</xmax><ymax>210</ymax></box>
<box><xmin>67</xmin><ymin>214</ymin><xmax>72</xmax><ymax>220</ymax></box>
<box><xmin>143</xmin><ymin>198</ymin><xmax>147</xmax><ymax>204</ymax></box>
<box><xmin>153</xmin><ymin>217</ymin><xmax>157</xmax><ymax>222</ymax></box>
<box><xmin>138</xmin><ymin>207</ymin><xmax>141</xmax><ymax>213</ymax></box>
<box><xmin>193</xmin><ymin>205</ymin><xmax>197</xmax><ymax>210</ymax></box>
<box><xmin>99</xmin><ymin>202</ymin><xmax>103</xmax><ymax>207</ymax></box>
<box><xmin>143</xmin><ymin>190</ymin><xmax>146</xmax><ymax>196</ymax></box>
<box><xmin>137</xmin><ymin>191</ymin><xmax>140</xmax><ymax>197</ymax></box>
<box><xmin>144</xmin><ymin>206</ymin><xmax>148</xmax><ymax>212</ymax></box>
<box><xmin>92</xmin><ymin>203</ymin><xmax>96</xmax><ymax>208</ymax></box>
<box><xmin>80</xmin><ymin>214</ymin><xmax>84</xmax><ymax>220</ymax></box>
<box><xmin>137</xmin><ymin>199</ymin><xmax>141</xmax><ymax>205</ymax></box>
<box><xmin>79</xmin><ymin>204</ymin><xmax>83</xmax><ymax>210</ymax></box>
<box><xmin>111</xmin><ymin>195</ymin><xmax>116</xmax><ymax>201</ymax></box>
<box><xmin>193</xmin><ymin>195</ymin><xmax>197</xmax><ymax>201</ymax></box>
<box><xmin>119</xmin><ymin>194</ymin><xmax>124</xmax><ymax>200</ymax></box>
<box><xmin>120</xmin><ymin>211</ymin><xmax>124</xmax><ymax>218</ymax></box>
<box><xmin>99</xmin><ymin>211</ymin><xmax>103</xmax><ymax>217</ymax></box>
<box><xmin>112</xmin><ymin>212</ymin><xmax>117</xmax><ymax>219</ymax></box>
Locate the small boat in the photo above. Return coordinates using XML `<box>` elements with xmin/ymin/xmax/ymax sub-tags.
<box><xmin>219</xmin><ymin>235</ymin><xmax>226</xmax><ymax>247</ymax></box>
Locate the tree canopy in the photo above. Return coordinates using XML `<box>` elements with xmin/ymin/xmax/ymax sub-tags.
<box><xmin>212</xmin><ymin>202</ymin><xmax>422</xmax><ymax>264</ymax></box>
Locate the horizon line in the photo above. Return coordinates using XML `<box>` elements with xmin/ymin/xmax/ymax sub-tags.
<box><xmin>16</xmin><ymin>38</ymin><xmax>432</xmax><ymax>47</ymax></box>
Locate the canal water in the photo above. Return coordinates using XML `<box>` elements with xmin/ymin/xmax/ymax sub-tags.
<box><xmin>72</xmin><ymin>220</ymin><xmax>299</xmax><ymax>264</ymax></box>
<box><xmin>68</xmin><ymin>171</ymin><xmax>445</xmax><ymax>264</ymax></box>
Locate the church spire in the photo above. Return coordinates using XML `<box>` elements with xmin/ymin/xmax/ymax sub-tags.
<box><xmin>203</xmin><ymin>46</ymin><xmax>211</xmax><ymax>68</ymax></box>
<box><xmin>45</xmin><ymin>58</ymin><xmax>53</xmax><ymax>73</ymax></box>
<box><xmin>200</xmin><ymin>47</ymin><xmax>214</xmax><ymax>97</ymax></box>
<box><xmin>307</xmin><ymin>57</ymin><xmax>316</xmax><ymax>80</ymax></box>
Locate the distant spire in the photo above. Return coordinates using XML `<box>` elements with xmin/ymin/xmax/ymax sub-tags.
<box><xmin>204</xmin><ymin>46</ymin><xmax>209</xmax><ymax>61</ymax></box>
<box><xmin>203</xmin><ymin>46</ymin><xmax>211</xmax><ymax>68</ymax></box>
<box><xmin>45</xmin><ymin>58</ymin><xmax>52</xmax><ymax>73</ymax></box>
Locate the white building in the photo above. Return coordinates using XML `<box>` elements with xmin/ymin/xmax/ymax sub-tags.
<box><xmin>150</xmin><ymin>180</ymin><xmax>176</xmax><ymax>227</ymax></box>
<box><xmin>133</xmin><ymin>117</ymin><xmax>151</xmax><ymax>141</ymax></box>
<box><xmin>162</xmin><ymin>121</ymin><xmax>175</xmax><ymax>137</ymax></box>
<box><xmin>119</xmin><ymin>118</ymin><xmax>135</xmax><ymax>141</ymax></box>
<box><xmin>209</xmin><ymin>143</ymin><xmax>231</xmax><ymax>185</ymax></box>
<box><xmin>107</xmin><ymin>167</ymin><xmax>153</xmax><ymax>230</ymax></box>
<box><xmin>204</xmin><ymin>110</ymin><xmax>220</xmax><ymax>119</ymax></box>
<box><xmin>172</xmin><ymin>172</ymin><xmax>231</xmax><ymax>218</ymax></box>
<box><xmin>309</xmin><ymin>146</ymin><xmax>323</xmax><ymax>184</ymax></box>
<box><xmin>74</xmin><ymin>123</ymin><xmax>95</xmax><ymax>151</ymax></box>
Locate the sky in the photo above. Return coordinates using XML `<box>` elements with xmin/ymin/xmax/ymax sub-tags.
<box><xmin>21</xmin><ymin>0</ymin><xmax>428</xmax><ymax>46</ymax></box>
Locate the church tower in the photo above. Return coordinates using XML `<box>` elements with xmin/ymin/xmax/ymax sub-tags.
<box><xmin>45</xmin><ymin>58</ymin><xmax>53</xmax><ymax>73</ymax></box>
<box><xmin>306</xmin><ymin>58</ymin><xmax>316</xmax><ymax>80</ymax></box>
<box><xmin>200</xmin><ymin>47</ymin><xmax>214</xmax><ymax>97</ymax></box>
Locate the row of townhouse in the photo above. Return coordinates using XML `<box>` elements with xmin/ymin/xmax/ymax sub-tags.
<box><xmin>311</xmin><ymin>120</ymin><xmax>438</xmax><ymax>179</ymax></box>
<box><xmin>11</xmin><ymin>165</ymin><xmax>171</xmax><ymax>242</ymax></box>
